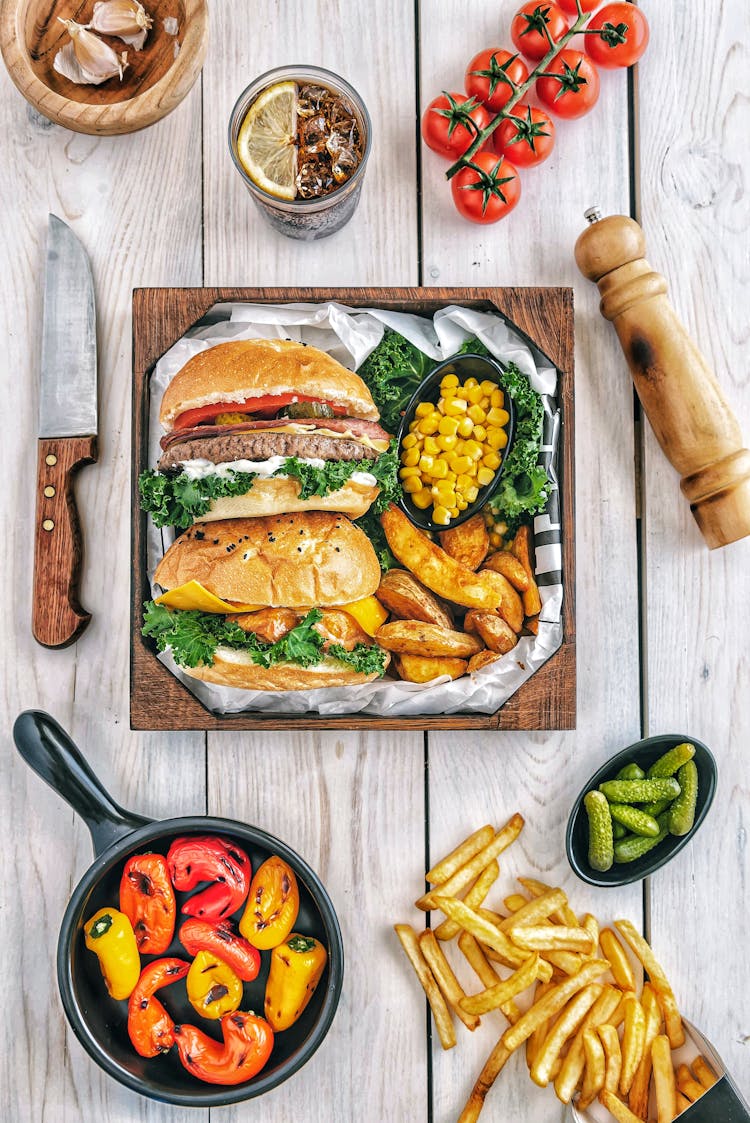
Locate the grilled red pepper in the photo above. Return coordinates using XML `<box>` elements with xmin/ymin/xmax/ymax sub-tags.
<box><xmin>179</xmin><ymin>918</ymin><xmax>261</xmax><ymax>982</ymax></box>
<box><xmin>127</xmin><ymin>957</ymin><xmax>190</xmax><ymax>1058</ymax></box>
<box><xmin>167</xmin><ymin>836</ymin><xmax>251</xmax><ymax>921</ymax></box>
<box><xmin>120</xmin><ymin>853</ymin><xmax>177</xmax><ymax>955</ymax></box>
<box><xmin>173</xmin><ymin>1010</ymin><xmax>274</xmax><ymax>1085</ymax></box>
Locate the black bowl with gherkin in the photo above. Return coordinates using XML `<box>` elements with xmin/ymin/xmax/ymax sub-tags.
<box><xmin>566</xmin><ymin>734</ymin><xmax>717</xmax><ymax>888</ymax></box>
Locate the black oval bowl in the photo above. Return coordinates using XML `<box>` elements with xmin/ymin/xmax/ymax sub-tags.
<box><xmin>57</xmin><ymin>815</ymin><xmax>344</xmax><ymax>1107</ymax></box>
<box><xmin>396</xmin><ymin>353</ymin><xmax>516</xmax><ymax>532</ymax></box>
<box><xmin>566</xmin><ymin>734</ymin><xmax>717</xmax><ymax>888</ymax></box>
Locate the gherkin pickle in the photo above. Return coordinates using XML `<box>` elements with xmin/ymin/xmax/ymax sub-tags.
<box><xmin>668</xmin><ymin>760</ymin><xmax>699</xmax><ymax>836</ymax></box>
<box><xmin>584</xmin><ymin>790</ymin><xmax>614</xmax><ymax>872</ymax></box>
<box><xmin>647</xmin><ymin>742</ymin><xmax>695</xmax><ymax>778</ymax></box>
<box><xmin>599</xmin><ymin>777</ymin><xmax>680</xmax><ymax>804</ymax></box>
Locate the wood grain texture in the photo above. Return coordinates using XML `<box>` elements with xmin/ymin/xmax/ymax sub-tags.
<box><xmin>418</xmin><ymin>1</ymin><xmax>643</xmax><ymax>1118</ymax></box>
<box><xmin>638</xmin><ymin>0</ymin><xmax>750</xmax><ymax>1100</ymax></box>
<box><xmin>0</xmin><ymin>0</ymin><xmax>207</xmax><ymax>134</ymax></box>
<box><xmin>33</xmin><ymin>435</ymin><xmax>97</xmax><ymax>647</ymax></box>
<box><xmin>130</xmin><ymin>286</ymin><xmax>575</xmax><ymax>731</ymax></box>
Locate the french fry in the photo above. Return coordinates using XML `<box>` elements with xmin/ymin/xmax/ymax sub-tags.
<box><xmin>581</xmin><ymin>913</ymin><xmax>599</xmax><ymax>958</ymax></box>
<box><xmin>501</xmin><ymin>959</ymin><xmax>610</xmax><ymax>1052</ymax></box>
<box><xmin>509</xmin><ymin>925</ymin><xmax>595</xmax><ymax>954</ymax></box>
<box><xmin>427</xmin><ymin>825</ymin><xmax>495</xmax><ymax>884</ymax></box>
<box><xmin>394</xmin><ymin>653</ymin><xmax>468</xmax><ymax>683</ymax></box>
<box><xmin>457</xmin><ymin>931</ymin><xmax>520</xmax><ymax>1024</ymax></box>
<box><xmin>497</xmin><ymin>888</ymin><xmax>568</xmax><ymax>932</ymax></box>
<box><xmin>435</xmin><ymin>859</ymin><xmax>499</xmax><ymax>941</ymax></box>
<box><xmin>691</xmin><ymin>1055</ymin><xmax>718</xmax><ymax>1090</ymax></box>
<box><xmin>481</xmin><ymin>549</ymin><xmax>529</xmax><ymax>591</ymax></box>
<box><xmin>553</xmin><ymin>985</ymin><xmax>622</xmax><ymax>1103</ymax></box>
<box><xmin>417</xmin><ymin>814</ymin><xmax>524</xmax><ymax>910</ymax></box>
<box><xmin>438</xmin><ymin>514</ymin><xmax>490</xmax><ymax>572</ymax></box>
<box><xmin>463</xmin><ymin>610</ymin><xmax>519</xmax><ymax>654</ymax></box>
<box><xmin>433</xmin><ymin>896</ymin><xmax>553</xmax><ymax>979</ymax></box>
<box><xmin>377</xmin><ymin>620</ymin><xmax>483</xmax><ymax>657</ymax></box>
<box><xmin>544</xmin><ymin>950</ymin><xmax>586</xmax><ymax>977</ymax></box>
<box><xmin>525</xmin><ymin>980</ymin><xmax>553</xmax><ymax>1070</ymax></box>
<box><xmin>376</xmin><ymin>569</ymin><xmax>455</xmax><ymax>629</ymax></box>
<box><xmin>394</xmin><ymin>925</ymin><xmax>456</xmax><ymax>1050</ymax></box>
<box><xmin>530</xmin><ymin>984</ymin><xmax>602</xmax><ymax>1087</ymax></box>
<box><xmin>419</xmin><ymin>929</ymin><xmax>480</xmax><ymax>1032</ymax></box>
<box><xmin>675</xmin><ymin>1090</ymin><xmax>691</xmax><ymax>1113</ymax></box>
<box><xmin>504</xmin><ymin>893</ymin><xmax>528</xmax><ymax>913</ymax></box>
<box><xmin>600</xmin><ymin>927</ymin><xmax>636</xmax><ymax>991</ymax></box>
<box><xmin>601</xmin><ymin>1089</ymin><xmax>648</xmax><ymax>1123</ymax></box>
<box><xmin>599</xmin><ymin>1022</ymin><xmax>622</xmax><ymax>1094</ymax></box>
<box><xmin>676</xmin><ymin>1064</ymin><xmax>706</xmax><ymax>1103</ymax></box>
<box><xmin>457</xmin><ymin>1037</ymin><xmax>513</xmax><ymax>1123</ymax></box>
<box><xmin>577</xmin><ymin>1026</ymin><xmax>606</xmax><ymax>1109</ymax></box>
<box><xmin>615</xmin><ymin>920</ymin><xmax>685</xmax><ymax>1048</ymax></box>
<box><xmin>517</xmin><ymin>877</ymin><xmax>579</xmax><ymax>927</ymax></box>
<box><xmin>628</xmin><ymin>982</ymin><xmax>662</xmax><ymax>1119</ymax></box>
<box><xmin>652</xmin><ymin>1034</ymin><xmax>677</xmax><ymax>1123</ymax></box>
<box><xmin>620</xmin><ymin>993</ymin><xmax>646</xmax><ymax>1096</ymax></box>
<box><xmin>461</xmin><ymin>954</ymin><xmax>541</xmax><ymax>1016</ymax></box>
<box><xmin>467</xmin><ymin>649</ymin><xmax>502</xmax><ymax>674</ymax></box>
<box><xmin>477</xmin><ymin>907</ymin><xmax>506</xmax><ymax>927</ymax></box>
<box><xmin>511</xmin><ymin>524</ymin><xmax>542</xmax><ymax>616</ymax></box>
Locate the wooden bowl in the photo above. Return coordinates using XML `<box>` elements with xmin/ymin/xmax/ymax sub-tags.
<box><xmin>0</xmin><ymin>0</ymin><xmax>207</xmax><ymax>135</ymax></box>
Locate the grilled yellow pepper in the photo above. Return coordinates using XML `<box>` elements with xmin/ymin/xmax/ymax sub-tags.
<box><xmin>186</xmin><ymin>950</ymin><xmax>243</xmax><ymax>1020</ymax></box>
<box><xmin>84</xmin><ymin>907</ymin><xmax>140</xmax><ymax>1001</ymax></box>
<box><xmin>264</xmin><ymin>934</ymin><xmax>328</xmax><ymax>1032</ymax></box>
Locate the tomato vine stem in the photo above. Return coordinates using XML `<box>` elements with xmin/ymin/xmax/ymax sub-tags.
<box><xmin>445</xmin><ymin>6</ymin><xmax>592</xmax><ymax>180</ymax></box>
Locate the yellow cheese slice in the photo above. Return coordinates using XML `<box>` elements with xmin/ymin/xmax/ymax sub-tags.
<box><xmin>341</xmin><ymin>596</ymin><xmax>389</xmax><ymax>637</ymax></box>
<box><xmin>155</xmin><ymin>580</ymin><xmax>262</xmax><ymax>614</ymax></box>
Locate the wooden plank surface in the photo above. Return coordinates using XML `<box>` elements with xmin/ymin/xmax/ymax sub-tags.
<box><xmin>638</xmin><ymin>0</ymin><xmax>750</xmax><ymax>1102</ymax></box>
<box><xmin>418</xmin><ymin>1</ymin><xmax>643</xmax><ymax>1117</ymax></box>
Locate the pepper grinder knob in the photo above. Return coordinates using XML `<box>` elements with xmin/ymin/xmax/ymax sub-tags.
<box><xmin>575</xmin><ymin>211</ymin><xmax>750</xmax><ymax>549</ymax></box>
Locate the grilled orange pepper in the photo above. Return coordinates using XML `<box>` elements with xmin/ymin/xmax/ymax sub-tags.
<box><xmin>127</xmin><ymin>958</ymin><xmax>190</xmax><ymax>1057</ymax></box>
<box><xmin>119</xmin><ymin>853</ymin><xmax>176</xmax><ymax>955</ymax></box>
<box><xmin>239</xmin><ymin>856</ymin><xmax>299</xmax><ymax>950</ymax></box>
<box><xmin>173</xmin><ymin>1011</ymin><xmax>274</xmax><ymax>1085</ymax></box>
<box><xmin>264</xmin><ymin>934</ymin><xmax>328</xmax><ymax>1031</ymax></box>
<box><xmin>84</xmin><ymin>908</ymin><xmax>140</xmax><ymax>1001</ymax></box>
<box><xmin>186</xmin><ymin>949</ymin><xmax>243</xmax><ymax>1020</ymax></box>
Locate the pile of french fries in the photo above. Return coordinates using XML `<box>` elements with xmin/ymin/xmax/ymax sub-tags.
<box><xmin>376</xmin><ymin>506</ymin><xmax>542</xmax><ymax>684</ymax></box>
<box><xmin>395</xmin><ymin>814</ymin><xmax>718</xmax><ymax>1123</ymax></box>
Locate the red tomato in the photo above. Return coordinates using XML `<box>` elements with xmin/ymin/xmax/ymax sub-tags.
<box><xmin>492</xmin><ymin>105</ymin><xmax>555</xmax><ymax>167</ymax></box>
<box><xmin>421</xmin><ymin>92</ymin><xmax>490</xmax><ymax>160</ymax></box>
<box><xmin>536</xmin><ymin>49</ymin><xmax>600</xmax><ymax>118</ymax></box>
<box><xmin>451</xmin><ymin>153</ymin><xmax>521</xmax><ymax>224</ymax></box>
<box><xmin>465</xmin><ymin>48</ymin><xmax>529</xmax><ymax>112</ymax></box>
<box><xmin>585</xmin><ymin>3</ymin><xmax>649</xmax><ymax>68</ymax></box>
<box><xmin>174</xmin><ymin>394</ymin><xmax>348</xmax><ymax>429</ymax></box>
<box><xmin>510</xmin><ymin>2</ymin><xmax>570</xmax><ymax>61</ymax></box>
<box><xmin>558</xmin><ymin>0</ymin><xmax>600</xmax><ymax>12</ymax></box>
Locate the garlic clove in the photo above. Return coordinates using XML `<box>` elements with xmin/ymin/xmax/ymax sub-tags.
<box><xmin>89</xmin><ymin>0</ymin><xmax>153</xmax><ymax>50</ymax></box>
<box><xmin>57</xmin><ymin>19</ymin><xmax>129</xmax><ymax>83</ymax></box>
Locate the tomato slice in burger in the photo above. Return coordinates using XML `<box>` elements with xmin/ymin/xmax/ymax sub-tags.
<box><xmin>174</xmin><ymin>394</ymin><xmax>348</xmax><ymax>430</ymax></box>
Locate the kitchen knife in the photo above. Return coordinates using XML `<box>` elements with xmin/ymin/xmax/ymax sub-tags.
<box><xmin>32</xmin><ymin>215</ymin><xmax>98</xmax><ymax>648</ymax></box>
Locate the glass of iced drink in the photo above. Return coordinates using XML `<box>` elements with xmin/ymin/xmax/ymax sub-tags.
<box><xmin>229</xmin><ymin>65</ymin><xmax>372</xmax><ymax>241</ymax></box>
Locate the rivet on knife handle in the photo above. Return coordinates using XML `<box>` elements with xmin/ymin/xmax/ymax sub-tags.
<box><xmin>33</xmin><ymin>436</ymin><xmax>98</xmax><ymax>648</ymax></box>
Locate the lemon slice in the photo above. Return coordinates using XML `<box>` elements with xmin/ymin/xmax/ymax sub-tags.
<box><xmin>237</xmin><ymin>80</ymin><xmax>297</xmax><ymax>200</ymax></box>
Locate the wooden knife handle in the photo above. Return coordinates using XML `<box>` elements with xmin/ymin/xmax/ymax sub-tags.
<box><xmin>33</xmin><ymin>436</ymin><xmax>98</xmax><ymax>648</ymax></box>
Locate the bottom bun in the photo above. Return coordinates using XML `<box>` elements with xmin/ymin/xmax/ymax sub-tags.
<box><xmin>193</xmin><ymin>476</ymin><xmax>379</xmax><ymax>523</ymax></box>
<box><xmin>181</xmin><ymin>646</ymin><xmax>389</xmax><ymax>692</ymax></box>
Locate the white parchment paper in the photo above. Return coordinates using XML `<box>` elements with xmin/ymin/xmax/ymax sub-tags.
<box><xmin>145</xmin><ymin>301</ymin><xmax>564</xmax><ymax>717</ymax></box>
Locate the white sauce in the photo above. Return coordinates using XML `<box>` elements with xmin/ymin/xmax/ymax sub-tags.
<box><xmin>178</xmin><ymin>457</ymin><xmax>376</xmax><ymax>488</ymax></box>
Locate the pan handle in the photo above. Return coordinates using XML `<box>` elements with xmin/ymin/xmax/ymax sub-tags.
<box><xmin>13</xmin><ymin>710</ymin><xmax>151</xmax><ymax>856</ymax></box>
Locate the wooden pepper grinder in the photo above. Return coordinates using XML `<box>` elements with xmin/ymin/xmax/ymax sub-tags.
<box><xmin>575</xmin><ymin>209</ymin><xmax>750</xmax><ymax>549</ymax></box>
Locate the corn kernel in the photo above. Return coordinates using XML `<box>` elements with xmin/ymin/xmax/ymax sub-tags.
<box><xmin>418</xmin><ymin>454</ymin><xmax>435</xmax><ymax>472</ymax></box>
<box><xmin>490</xmin><ymin>531</ymin><xmax>502</xmax><ymax>547</ymax></box>
<box><xmin>444</xmin><ymin>471</ymin><xmax>457</xmax><ymax>485</ymax></box>
<box><xmin>430</xmin><ymin>458</ymin><xmax>448</xmax><ymax>479</ymax></box>
<box><xmin>444</xmin><ymin>397</ymin><xmax>468</xmax><ymax>416</ymax></box>
<box><xmin>399</xmin><ymin>466</ymin><xmax>421</xmax><ymax>480</ymax></box>
<box><xmin>464</xmin><ymin>377</ymin><xmax>479</xmax><ymax>390</ymax></box>
<box><xmin>486</xmin><ymin>407</ymin><xmax>509</xmax><ymax>426</ymax></box>
<box><xmin>448</xmin><ymin>454</ymin><xmax>471</xmax><ymax>474</ymax></box>
<box><xmin>467</xmin><ymin>404</ymin><xmax>486</xmax><ymax>424</ymax></box>
<box><xmin>438</xmin><ymin>415</ymin><xmax>459</xmax><ymax>436</ymax></box>
<box><xmin>402</xmin><ymin>475</ymin><xmax>423</xmax><ymax>494</ymax></box>
<box><xmin>464</xmin><ymin>460</ymin><xmax>478</xmax><ymax>477</ymax></box>
<box><xmin>456</xmin><ymin>498</ymin><xmax>469</xmax><ymax>511</ymax></box>
<box><xmin>480</xmin><ymin>380</ymin><xmax>496</xmax><ymax>396</ymax></box>
<box><xmin>463</xmin><ymin>440</ymin><xmax>483</xmax><ymax>461</ymax></box>
<box><xmin>409</xmin><ymin>419</ymin><xmax>420</xmax><ymax>433</ymax></box>
<box><xmin>401</xmin><ymin>447</ymin><xmax>420</xmax><ymax>467</ymax></box>
<box><xmin>436</xmin><ymin>433</ymin><xmax>457</xmax><ymax>452</ymax></box>
<box><xmin>419</xmin><ymin>416</ymin><xmax>440</xmax><ymax>436</ymax></box>
<box><xmin>490</xmin><ymin>388</ymin><xmax>505</xmax><ymax>407</ymax></box>
<box><xmin>487</xmin><ymin>429</ymin><xmax>507</xmax><ymax>450</ymax></box>
<box><xmin>437</xmin><ymin>399</ymin><xmax>447</xmax><ymax>415</ymax></box>
<box><xmin>423</xmin><ymin>435</ymin><xmax>440</xmax><ymax>455</ymax></box>
<box><xmin>477</xmin><ymin>466</ymin><xmax>495</xmax><ymax>487</ymax></box>
<box><xmin>473</xmin><ymin>424</ymin><xmax>487</xmax><ymax>442</ymax></box>
<box><xmin>441</xmin><ymin>373</ymin><xmax>459</xmax><ymax>388</ymax></box>
<box><xmin>448</xmin><ymin>506</ymin><xmax>459</xmax><ymax>518</ymax></box>
<box><xmin>441</xmin><ymin>387</ymin><xmax>457</xmax><ymax>401</ymax></box>
<box><xmin>432</xmin><ymin>505</ymin><xmax>451</xmax><ymax>526</ymax></box>
<box><xmin>411</xmin><ymin>488</ymin><xmax>433</xmax><ymax>510</ymax></box>
<box><xmin>466</xmin><ymin>385</ymin><xmax>484</xmax><ymax>404</ymax></box>
<box><xmin>456</xmin><ymin>416</ymin><xmax>474</xmax><ymax>437</ymax></box>
<box><xmin>415</xmin><ymin>401</ymin><xmax>432</xmax><ymax>418</ymax></box>
<box><xmin>456</xmin><ymin>473</ymin><xmax>474</xmax><ymax>491</ymax></box>
<box><xmin>465</xmin><ymin>485</ymin><xmax>480</xmax><ymax>503</ymax></box>
<box><xmin>483</xmin><ymin>451</ymin><xmax>501</xmax><ymax>470</ymax></box>
<box><xmin>402</xmin><ymin>433</ymin><xmax>417</xmax><ymax>449</ymax></box>
<box><xmin>496</xmin><ymin>520</ymin><xmax>508</xmax><ymax>536</ymax></box>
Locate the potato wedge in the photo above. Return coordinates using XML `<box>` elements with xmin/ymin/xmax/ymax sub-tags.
<box><xmin>482</xmin><ymin>550</ymin><xmax>529</xmax><ymax>591</ymax></box>
<box><xmin>380</xmin><ymin>505</ymin><xmax>524</xmax><ymax>621</ymax></box>
<box><xmin>376</xmin><ymin>621</ymin><xmax>483</xmax><ymax>658</ymax></box>
<box><xmin>511</xmin><ymin>525</ymin><xmax>542</xmax><ymax>616</ymax></box>
<box><xmin>377</xmin><ymin>569</ymin><xmax>454</xmax><ymax>628</ymax></box>
<box><xmin>393</xmin><ymin>654</ymin><xmax>468</xmax><ymax>683</ymax></box>
<box><xmin>438</xmin><ymin>514</ymin><xmax>489</xmax><ymax>572</ymax></box>
<box><xmin>464</xmin><ymin>611</ymin><xmax>519</xmax><ymax>654</ymax></box>
<box><xmin>468</xmin><ymin>650</ymin><xmax>502</xmax><ymax>674</ymax></box>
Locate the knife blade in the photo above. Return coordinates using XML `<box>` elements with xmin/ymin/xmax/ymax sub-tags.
<box><xmin>32</xmin><ymin>215</ymin><xmax>98</xmax><ymax>648</ymax></box>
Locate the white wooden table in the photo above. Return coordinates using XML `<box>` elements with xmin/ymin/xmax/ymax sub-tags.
<box><xmin>1</xmin><ymin>2</ymin><xmax>748</xmax><ymax>1120</ymax></box>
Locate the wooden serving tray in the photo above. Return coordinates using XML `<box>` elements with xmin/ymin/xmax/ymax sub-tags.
<box><xmin>131</xmin><ymin>287</ymin><xmax>575</xmax><ymax>731</ymax></box>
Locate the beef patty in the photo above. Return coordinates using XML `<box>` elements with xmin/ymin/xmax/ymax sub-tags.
<box><xmin>158</xmin><ymin>430</ymin><xmax>379</xmax><ymax>471</ymax></box>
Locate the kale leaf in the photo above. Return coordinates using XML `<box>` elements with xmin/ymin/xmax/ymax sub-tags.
<box><xmin>356</xmin><ymin>329</ymin><xmax>433</xmax><ymax>432</ymax></box>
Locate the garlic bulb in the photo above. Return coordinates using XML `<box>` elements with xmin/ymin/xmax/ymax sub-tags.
<box><xmin>55</xmin><ymin>19</ymin><xmax>128</xmax><ymax>84</ymax></box>
<box><xmin>89</xmin><ymin>0</ymin><xmax>153</xmax><ymax>50</ymax></box>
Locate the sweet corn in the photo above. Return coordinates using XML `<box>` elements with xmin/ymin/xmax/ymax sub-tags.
<box><xmin>399</xmin><ymin>371</ymin><xmax>511</xmax><ymax>526</ymax></box>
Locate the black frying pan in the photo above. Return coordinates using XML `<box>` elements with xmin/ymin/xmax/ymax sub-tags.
<box><xmin>13</xmin><ymin>710</ymin><xmax>344</xmax><ymax>1107</ymax></box>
